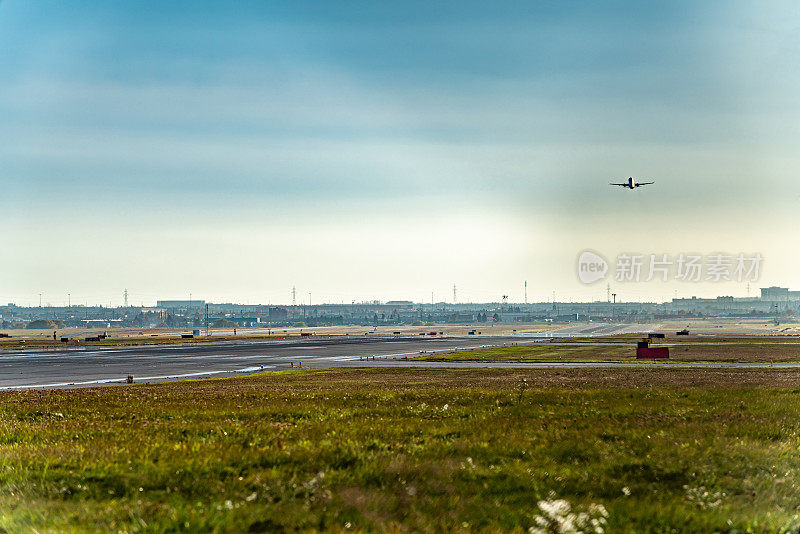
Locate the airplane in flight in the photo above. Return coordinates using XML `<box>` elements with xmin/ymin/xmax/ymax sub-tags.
<box><xmin>610</xmin><ymin>177</ymin><xmax>654</xmax><ymax>189</ymax></box>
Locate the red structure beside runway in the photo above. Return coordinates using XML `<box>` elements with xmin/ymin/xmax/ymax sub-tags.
<box><xmin>636</xmin><ymin>347</ymin><xmax>669</xmax><ymax>359</ymax></box>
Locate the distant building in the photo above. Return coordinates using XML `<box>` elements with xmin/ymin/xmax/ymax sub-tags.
<box><xmin>230</xmin><ymin>317</ymin><xmax>260</xmax><ymax>327</ymax></box>
<box><xmin>157</xmin><ymin>300</ymin><xmax>206</xmax><ymax>310</ymax></box>
<box><xmin>760</xmin><ymin>287</ymin><xmax>800</xmax><ymax>300</ymax></box>
<box><xmin>267</xmin><ymin>307</ymin><xmax>288</xmax><ymax>321</ymax></box>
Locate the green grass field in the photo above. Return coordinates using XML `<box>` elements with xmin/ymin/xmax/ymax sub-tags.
<box><xmin>420</xmin><ymin>341</ymin><xmax>800</xmax><ymax>363</ymax></box>
<box><xmin>419</xmin><ymin>344</ymin><xmax>630</xmax><ymax>362</ymax></box>
<box><xmin>2</xmin><ymin>368</ymin><xmax>800</xmax><ymax>532</ymax></box>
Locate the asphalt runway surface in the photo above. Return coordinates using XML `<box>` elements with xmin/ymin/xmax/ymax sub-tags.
<box><xmin>545</xmin><ymin>323</ymin><xmax>664</xmax><ymax>337</ymax></box>
<box><xmin>2</xmin><ymin>324</ymin><xmax>796</xmax><ymax>390</ymax></box>
<box><xmin>0</xmin><ymin>335</ymin><xmax>544</xmax><ymax>389</ymax></box>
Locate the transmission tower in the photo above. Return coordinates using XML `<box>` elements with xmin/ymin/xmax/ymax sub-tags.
<box><xmin>453</xmin><ymin>284</ymin><xmax>457</xmax><ymax>304</ymax></box>
<box><xmin>292</xmin><ymin>286</ymin><xmax>296</xmax><ymax>306</ymax></box>
<box><xmin>123</xmin><ymin>289</ymin><xmax>129</xmax><ymax>308</ymax></box>
<box><xmin>524</xmin><ymin>281</ymin><xmax>528</xmax><ymax>304</ymax></box>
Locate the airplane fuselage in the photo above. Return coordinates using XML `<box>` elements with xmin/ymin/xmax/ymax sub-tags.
<box><xmin>610</xmin><ymin>176</ymin><xmax>653</xmax><ymax>189</ymax></box>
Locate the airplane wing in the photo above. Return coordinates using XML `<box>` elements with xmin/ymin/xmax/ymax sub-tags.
<box><xmin>636</xmin><ymin>182</ymin><xmax>654</xmax><ymax>186</ymax></box>
<box><xmin>609</xmin><ymin>183</ymin><xmax>629</xmax><ymax>187</ymax></box>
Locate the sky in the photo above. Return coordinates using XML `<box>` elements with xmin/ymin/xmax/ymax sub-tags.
<box><xmin>2</xmin><ymin>1</ymin><xmax>800</xmax><ymax>306</ymax></box>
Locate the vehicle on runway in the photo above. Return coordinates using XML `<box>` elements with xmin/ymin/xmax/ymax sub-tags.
<box><xmin>610</xmin><ymin>177</ymin><xmax>654</xmax><ymax>189</ymax></box>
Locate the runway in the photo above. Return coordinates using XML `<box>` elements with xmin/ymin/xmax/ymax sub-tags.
<box><xmin>543</xmin><ymin>323</ymin><xmax>663</xmax><ymax>337</ymax></box>
<box><xmin>1</xmin><ymin>327</ymin><xmax>798</xmax><ymax>389</ymax></box>
<box><xmin>0</xmin><ymin>335</ymin><xmax>541</xmax><ymax>389</ymax></box>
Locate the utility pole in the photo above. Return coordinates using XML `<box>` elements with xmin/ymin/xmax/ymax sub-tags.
<box><xmin>611</xmin><ymin>293</ymin><xmax>617</xmax><ymax>321</ymax></box>
<box><xmin>68</xmin><ymin>293</ymin><xmax>71</xmax><ymax>308</ymax></box>
<box><xmin>453</xmin><ymin>284</ymin><xmax>457</xmax><ymax>304</ymax></box>
<box><xmin>205</xmin><ymin>303</ymin><xmax>209</xmax><ymax>337</ymax></box>
<box><xmin>39</xmin><ymin>293</ymin><xmax>42</xmax><ymax>308</ymax></box>
<box><xmin>292</xmin><ymin>286</ymin><xmax>296</xmax><ymax>306</ymax></box>
<box><xmin>524</xmin><ymin>281</ymin><xmax>528</xmax><ymax>304</ymax></box>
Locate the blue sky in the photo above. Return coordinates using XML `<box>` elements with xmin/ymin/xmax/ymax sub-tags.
<box><xmin>3</xmin><ymin>1</ymin><xmax>800</xmax><ymax>305</ymax></box>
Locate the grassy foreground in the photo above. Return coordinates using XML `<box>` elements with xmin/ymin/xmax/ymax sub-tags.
<box><xmin>2</xmin><ymin>368</ymin><xmax>800</xmax><ymax>532</ymax></box>
<box><xmin>419</xmin><ymin>344</ymin><xmax>629</xmax><ymax>362</ymax></box>
<box><xmin>421</xmin><ymin>341</ymin><xmax>800</xmax><ymax>363</ymax></box>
